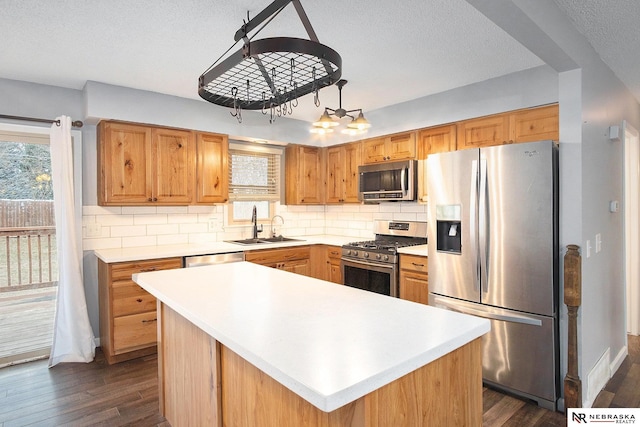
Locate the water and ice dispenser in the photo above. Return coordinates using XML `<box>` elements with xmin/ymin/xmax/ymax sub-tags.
<box><xmin>435</xmin><ymin>204</ymin><xmax>462</xmax><ymax>254</ymax></box>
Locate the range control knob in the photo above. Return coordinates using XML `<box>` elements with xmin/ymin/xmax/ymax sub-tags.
<box><xmin>364</xmin><ymin>252</ymin><xmax>369</xmax><ymax>258</ymax></box>
<box><xmin>353</xmin><ymin>251</ymin><xmax>358</xmax><ymax>257</ymax></box>
<box><xmin>375</xmin><ymin>253</ymin><xmax>381</xmax><ymax>260</ymax></box>
<box><xmin>347</xmin><ymin>250</ymin><xmax>352</xmax><ymax>256</ymax></box>
<box><xmin>383</xmin><ymin>255</ymin><xmax>389</xmax><ymax>261</ymax></box>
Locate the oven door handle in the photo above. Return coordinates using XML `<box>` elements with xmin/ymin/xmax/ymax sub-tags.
<box><xmin>341</xmin><ymin>257</ymin><xmax>396</xmax><ymax>270</ymax></box>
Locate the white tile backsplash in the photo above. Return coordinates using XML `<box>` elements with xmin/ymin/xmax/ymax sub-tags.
<box><xmin>121</xmin><ymin>206</ymin><xmax>158</xmax><ymax>215</ymax></box>
<box><xmin>146</xmin><ymin>224</ymin><xmax>180</xmax><ymax>235</ymax></box>
<box><xmin>122</xmin><ymin>235</ymin><xmax>157</xmax><ymax>248</ymax></box>
<box><xmin>82</xmin><ymin>201</ymin><xmax>428</xmax><ymax>250</ymax></box>
<box><xmin>110</xmin><ymin>225</ymin><xmax>147</xmax><ymax>237</ymax></box>
<box><xmin>134</xmin><ymin>214</ymin><xmax>168</xmax><ymax>225</ymax></box>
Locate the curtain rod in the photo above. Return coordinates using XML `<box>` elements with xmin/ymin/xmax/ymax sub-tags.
<box><xmin>0</xmin><ymin>114</ymin><xmax>84</xmax><ymax>128</ymax></box>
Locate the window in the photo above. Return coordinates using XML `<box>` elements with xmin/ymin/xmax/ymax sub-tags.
<box><xmin>228</xmin><ymin>142</ymin><xmax>283</xmax><ymax>223</ymax></box>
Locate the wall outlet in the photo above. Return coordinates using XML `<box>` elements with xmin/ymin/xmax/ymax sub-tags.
<box><xmin>595</xmin><ymin>233</ymin><xmax>602</xmax><ymax>253</ymax></box>
<box><xmin>586</xmin><ymin>240</ymin><xmax>592</xmax><ymax>258</ymax></box>
<box><xmin>208</xmin><ymin>218</ymin><xmax>217</xmax><ymax>232</ymax></box>
<box><xmin>86</xmin><ymin>222</ymin><xmax>102</xmax><ymax>238</ymax></box>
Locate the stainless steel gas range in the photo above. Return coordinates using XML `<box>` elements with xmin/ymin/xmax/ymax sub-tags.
<box><xmin>341</xmin><ymin>220</ymin><xmax>427</xmax><ymax>297</ymax></box>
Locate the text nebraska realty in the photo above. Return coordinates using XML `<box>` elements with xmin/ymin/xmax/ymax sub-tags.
<box><xmin>573</xmin><ymin>413</ymin><xmax>636</xmax><ymax>424</ymax></box>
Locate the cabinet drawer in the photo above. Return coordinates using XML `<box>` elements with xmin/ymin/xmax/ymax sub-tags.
<box><xmin>112</xmin><ymin>280</ymin><xmax>157</xmax><ymax>316</ymax></box>
<box><xmin>110</xmin><ymin>257</ymin><xmax>182</xmax><ymax>281</ymax></box>
<box><xmin>113</xmin><ymin>311</ymin><xmax>158</xmax><ymax>354</ymax></box>
<box><xmin>245</xmin><ymin>246</ymin><xmax>310</xmax><ymax>264</ymax></box>
<box><xmin>400</xmin><ymin>254</ymin><xmax>428</xmax><ymax>274</ymax></box>
<box><xmin>327</xmin><ymin>246</ymin><xmax>341</xmax><ymax>259</ymax></box>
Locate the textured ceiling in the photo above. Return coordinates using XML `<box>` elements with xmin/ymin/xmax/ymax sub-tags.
<box><xmin>553</xmin><ymin>0</ymin><xmax>640</xmax><ymax>101</ymax></box>
<box><xmin>0</xmin><ymin>0</ymin><xmax>638</xmax><ymax>124</ymax></box>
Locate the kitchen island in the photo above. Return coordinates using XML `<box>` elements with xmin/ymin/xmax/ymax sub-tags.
<box><xmin>133</xmin><ymin>261</ymin><xmax>489</xmax><ymax>426</ymax></box>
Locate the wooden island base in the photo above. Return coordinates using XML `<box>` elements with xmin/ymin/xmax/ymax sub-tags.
<box><xmin>157</xmin><ymin>303</ymin><xmax>483</xmax><ymax>427</ymax></box>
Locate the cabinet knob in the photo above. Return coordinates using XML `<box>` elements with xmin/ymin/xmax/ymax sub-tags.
<box><xmin>142</xmin><ymin>318</ymin><xmax>157</xmax><ymax>323</ymax></box>
<box><xmin>136</xmin><ymin>298</ymin><xmax>143</xmax><ymax>303</ymax></box>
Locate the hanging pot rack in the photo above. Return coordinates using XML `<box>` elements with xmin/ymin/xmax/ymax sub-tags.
<box><xmin>198</xmin><ymin>0</ymin><xmax>342</xmax><ymax>123</ymax></box>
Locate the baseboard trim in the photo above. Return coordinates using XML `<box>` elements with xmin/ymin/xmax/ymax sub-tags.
<box><xmin>610</xmin><ymin>344</ymin><xmax>628</xmax><ymax>379</ymax></box>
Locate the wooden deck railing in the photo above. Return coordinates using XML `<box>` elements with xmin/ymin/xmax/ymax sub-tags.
<box><xmin>0</xmin><ymin>226</ymin><xmax>57</xmax><ymax>291</ymax></box>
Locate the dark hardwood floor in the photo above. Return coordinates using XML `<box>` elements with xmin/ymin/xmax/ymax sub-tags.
<box><xmin>0</xmin><ymin>336</ymin><xmax>638</xmax><ymax>426</ymax></box>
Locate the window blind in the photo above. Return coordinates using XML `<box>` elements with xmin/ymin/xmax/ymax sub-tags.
<box><xmin>228</xmin><ymin>143</ymin><xmax>282</xmax><ymax>201</ymax></box>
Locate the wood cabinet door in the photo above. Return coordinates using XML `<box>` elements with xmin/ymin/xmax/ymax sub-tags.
<box><xmin>399</xmin><ymin>254</ymin><xmax>429</xmax><ymax>304</ymax></box>
<box><xmin>343</xmin><ymin>142</ymin><xmax>362</xmax><ymax>203</ymax></box>
<box><xmin>386</xmin><ymin>132</ymin><xmax>416</xmax><ymax>161</ymax></box>
<box><xmin>99</xmin><ymin>122</ymin><xmax>153</xmax><ymax>205</ymax></box>
<box><xmin>325</xmin><ymin>146</ymin><xmax>344</xmax><ymax>204</ymax></box>
<box><xmin>399</xmin><ymin>271</ymin><xmax>429</xmax><ymax>305</ymax></box>
<box><xmin>362</xmin><ymin>137</ymin><xmax>387</xmax><ymax>163</ymax></box>
<box><xmin>509</xmin><ymin>104</ymin><xmax>559</xmax><ymax>143</ymax></box>
<box><xmin>282</xmin><ymin>259</ymin><xmax>310</xmax><ymax>276</ymax></box>
<box><xmin>327</xmin><ymin>246</ymin><xmax>343</xmax><ymax>284</ymax></box>
<box><xmin>297</xmin><ymin>146</ymin><xmax>324</xmax><ymax>204</ymax></box>
<box><xmin>418</xmin><ymin>124</ymin><xmax>456</xmax><ymax>158</ymax></box>
<box><xmin>195</xmin><ymin>132</ymin><xmax>228</xmax><ymax>204</ymax></box>
<box><xmin>456</xmin><ymin>114</ymin><xmax>510</xmax><ymax>149</ymax></box>
<box><xmin>152</xmin><ymin>128</ymin><xmax>194</xmax><ymax>204</ymax></box>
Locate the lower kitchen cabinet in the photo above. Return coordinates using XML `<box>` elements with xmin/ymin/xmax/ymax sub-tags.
<box><xmin>399</xmin><ymin>254</ymin><xmax>429</xmax><ymax>305</ymax></box>
<box><xmin>327</xmin><ymin>245</ymin><xmax>342</xmax><ymax>284</ymax></box>
<box><xmin>98</xmin><ymin>256</ymin><xmax>182</xmax><ymax>364</ymax></box>
<box><xmin>245</xmin><ymin>246</ymin><xmax>311</xmax><ymax>277</ymax></box>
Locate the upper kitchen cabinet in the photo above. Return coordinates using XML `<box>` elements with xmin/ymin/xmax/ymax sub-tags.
<box><xmin>416</xmin><ymin>124</ymin><xmax>457</xmax><ymax>203</ymax></box>
<box><xmin>509</xmin><ymin>104</ymin><xmax>559</xmax><ymax>143</ymax></box>
<box><xmin>362</xmin><ymin>131</ymin><xmax>416</xmax><ymax>164</ymax></box>
<box><xmin>326</xmin><ymin>142</ymin><xmax>361</xmax><ymax>204</ymax></box>
<box><xmin>455</xmin><ymin>104</ymin><xmax>559</xmax><ymax>150</ymax></box>
<box><xmin>285</xmin><ymin>145</ymin><xmax>325</xmax><ymax>205</ymax></box>
<box><xmin>195</xmin><ymin>132</ymin><xmax>228</xmax><ymax>204</ymax></box>
<box><xmin>98</xmin><ymin>121</ymin><xmax>194</xmax><ymax>205</ymax></box>
<box><xmin>456</xmin><ymin>114</ymin><xmax>510</xmax><ymax>149</ymax></box>
<box><xmin>417</xmin><ymin>124</ymin><xmax>456</xmax><ymax>158</ymax></box>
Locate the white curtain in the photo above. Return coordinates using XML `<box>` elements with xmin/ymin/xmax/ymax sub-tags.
<box><xmin>48</xmin><ymin>115</ymin><xmax>95</xmax><ymax>367</ymax></box>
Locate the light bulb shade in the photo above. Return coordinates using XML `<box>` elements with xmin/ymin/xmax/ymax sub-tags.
<box><xmin>347</xmin><ymin>111</ymin><xmax>371</xmax><ymax>130</ymax></box>
<box><xmin>312</xmin><ymin>110</ymin><xmax>339</xmax><ymax>128</ymax></box>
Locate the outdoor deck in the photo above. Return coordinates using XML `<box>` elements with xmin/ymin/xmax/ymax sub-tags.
<box><xmin>0</xmin><ymin>287</ymin><xmax>56</xmax><ymax>367</ymax></box>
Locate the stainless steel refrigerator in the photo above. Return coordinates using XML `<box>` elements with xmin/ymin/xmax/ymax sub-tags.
<box><xmin>427</xmin><ymin>140</ymin><xmax>559</xmax><ymax>410</ymax></box>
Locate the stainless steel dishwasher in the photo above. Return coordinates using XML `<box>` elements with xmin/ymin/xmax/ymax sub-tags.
<box><xmin>183</xmin><ymin>251</ymin><xmax>245</xmax><ymax>268</ymax></box>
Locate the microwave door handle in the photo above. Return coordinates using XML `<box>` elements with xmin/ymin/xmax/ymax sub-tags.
<box><xmin>401</xmin><ymin>166</ymin><xmax>407</xmax><ymax>195</ymax></box>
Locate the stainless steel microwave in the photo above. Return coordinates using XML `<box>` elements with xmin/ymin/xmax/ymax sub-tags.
<box><xmin>358</xmin><ymin>160</ymin><xmax>417</xmax><ymax>202</ymax></box>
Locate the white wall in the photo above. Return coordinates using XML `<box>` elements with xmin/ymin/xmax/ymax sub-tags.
<box><xmin>505</xmin><ymin>0</ymin><xmax>640</xmax><ymax>406</ymax></box>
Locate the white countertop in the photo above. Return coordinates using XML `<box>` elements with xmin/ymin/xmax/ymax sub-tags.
<box><xmin>94</xmin><ymin>235</ymin><xmax>355</xmax><ymax>263</ymax></box>
<box><xmin>133</xmin><ymin>262</ymin><xmax>488</xmax><ymax>412</ymax></box>
<box><xmin>397</xmin><ymin>243</ymin><xmax>428</xmax><ymax>256</ymax></box>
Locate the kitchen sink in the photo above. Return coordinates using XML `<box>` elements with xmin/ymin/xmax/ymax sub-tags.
<box><xmin>226</xmin><ymin>237</ymin><xmax>304</xmax><ymax>245</ymax></box>
<box><xmin>226</xmin><ymin>238</ymin><xmax>265</xmax><ymax>245</ymax></box>
<box><xmin>259</xmin><ymin>236</ymin><xmax>303</xmax><ymax>243</ymax></box>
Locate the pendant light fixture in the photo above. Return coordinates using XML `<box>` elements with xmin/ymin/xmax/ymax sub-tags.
<box><xmin>311</xmin><ymin>79</ymin><xmax>371</xmax><ymax>135</ymax></box>
<box><xmin>198</xmin><ymin>0</ymin><xmax>342</xmax><ymax>124</ymax></box>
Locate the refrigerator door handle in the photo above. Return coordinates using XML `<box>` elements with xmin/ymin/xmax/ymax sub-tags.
<box><xmin>470</xmin><ymin>159</ymin><xmax>479</xmax><ymax>288</ymax></box>
<box><xmin>479</xmin><ymin>157</ymin><xmax>489</xmax><ymax>294</ymax></box>
<box><xmin>432</xmin><ymin>296</ymin><xmax>543</xmax><ymax>326</ymax></box>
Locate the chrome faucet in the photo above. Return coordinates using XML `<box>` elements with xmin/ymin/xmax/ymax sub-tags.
<box><xmin>270</xmin><ymin>215</ymin><xmax>284</xmax><ymax>238</ymax></box>
<box><xmin>251</xmin><ymin>205</ymin><xmax>261</xmax><ymax>239</ymax></box>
